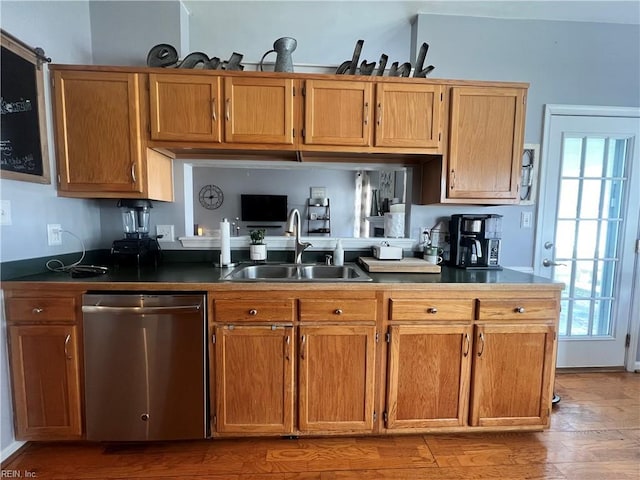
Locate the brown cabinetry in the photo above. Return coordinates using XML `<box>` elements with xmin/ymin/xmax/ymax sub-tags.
<box><xmin>52</xmin><ymin>68</ymin><xmax>173</xmax><ymax>200</ymax></box>
<box><xmin>149</xmin><ymin>73</ymin><xmax>221</xmax><ymax>142</ymax></box>
<box><xmin>214</xmin><ymin>325</ymin><xmax>294</xmax><ymax>434</ymax></box>
<box><xmin>224</xmin><ymin>77</ymin><xmax>296</xmax><ymax>146</ymax></box>
<box><xmin>5</xmin><ymin>294</ymin><xmax>83</xmax><ymax>440</ymax></box>
<box><xmin>422</xmin><ymin>85</ymin><xmax>526</xmax><ymax>205</ymax></box>
<box><xmin>298</xmin><ymin>324</ymin><xmax>377</xmax><ymax>432</ymax></box>
<box><xmin>470</xmin><ymin>297</ymin><xmax>558</xmax><ymax>428</ymax></box>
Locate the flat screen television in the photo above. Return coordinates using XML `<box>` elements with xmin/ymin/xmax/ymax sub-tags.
<box><xmin>240</xmin><ymin>194</ymin><xmax>288</xmax><ymax>222</ymax></box>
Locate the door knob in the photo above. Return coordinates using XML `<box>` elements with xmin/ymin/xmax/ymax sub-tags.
<box><xmin>543</xmin><ymin>258</ymin><xmax>566</xmax><ymax>267</ymax></box>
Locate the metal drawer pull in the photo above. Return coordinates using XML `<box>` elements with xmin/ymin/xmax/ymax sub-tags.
<box><xmin>32</xmin><ymin>308</ymin><xmax>44</xmax><ymax>314</ymax></box>
<box><xmin>427</xmin><ymin>307</ymin><xmax>438</xmax><ymax>314</ymax></box>
<box><xmin>477</xmin><ymin>332</ymin><xmax>485</xmax><ymax>357</ymax></box>
<box><xmin>64</xmin><ymin>334</ymin><xmax>72</xmax><ymax>359</ymax></box>
<box><xmin>248</xmin><ymin>309</ymin><xmax>258</xmax><ymax>316</ymax></box>
<box><xmin>284</xmin><ymin>335</ymin><xmax>290</xmax><ymax>361</ymax></box>
<box><xmin>334</xmin><ymin>309</ymin><xmax>343</xmax><ymax>315</ymax></box>
<box><xmin>377</xmin><ymin>102</ymin><xmax>382</xmax><ymax>126</ymax></box>
<box><xmin>515</xmin><ymin>306</ymin><xmax>526</xmax><ymax>314</ymax></box>
<box><xmin>225</xmin><ymin>98</ymin><xmax>230</xmax><ymax>120</ymax></box>
<box><xmin>463</xmin><ymin>333</ymin><xmax>470</xmax><ymax>357</ymax></box>
<box><xmin>140</xmin><ymin>413</ymin><xmax>149</xmax><ymax>421</ymax></box>
<box><xmin>300</xmin><ymin>335</ymin><xmax>306</xmax><ymax>359</ymax></box>
<box><xmin>364</xmin><ymin>102</ymin><xmax>369</xmax><ymax>125</ymax></box>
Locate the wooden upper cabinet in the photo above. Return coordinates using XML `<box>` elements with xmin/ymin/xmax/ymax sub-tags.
<box><xmin>298</xmin><ymin>325</ymin><xmax>376</xmax><ymax>433</ymax></box>
<box><xmin>224</xmin><ymin>77</ymin><xmax>295</xmax><ymax>145</ymax></box>
<box><xmin>386</xmin><ymin>324</ymin><xmax>472</xmax><ymax>430</ymax></box>
<box><xmin>149</xmin><ymin>73</ymin><xmax>221</xmax><ymax>142</ymax></box>
<box><xmin>374</xmin><ymin>83</ymin><xmax>442</xmax><ymax>149</ymax></box>
<box><xmin>469</xmin><ymin>323</ymin><xmax>555</xmax><ymax>428</ymax></box>
<box><xmin>447</xmin><ymin>86</ymin><xmax>526</xmax><ymax>201</ymax></box>
<box><xmin>53</xmin><ymin>70</ymin><xmax>144</xmax><ymax>194</ymax></box>
<box><xmin>52</xmin><ymin>69</ymin><xmax>173</xmax><ymax>200</ymax></box>
<box><xmin>214</xmin><ymin>325</ymin><xmax>294</xmax><ymax>435</ymax></box>
<box><xmin>303</xmin><ymin>79</ymin><xmax>372</xmax><ymax>147</ymax></box>
<box><xmin>9</xmin><ymin>325</ymin><xmax>82</xmax><ymax>440</ymax></box>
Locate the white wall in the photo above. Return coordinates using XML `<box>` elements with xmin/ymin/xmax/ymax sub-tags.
<box><xmin>0</xmin><ymin>0</ymin><xmax>98</xmax><ymax>460</ymax></box>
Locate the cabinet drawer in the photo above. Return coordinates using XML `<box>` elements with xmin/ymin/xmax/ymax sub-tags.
<box><xmin>477</xmin><ymin>298</ymin><xmax>559</xmax><ymax>320</ymax></box>
<box><xmin>6</xmin><ymin>297</ymin><xmax>77</xmax><ymax>323</ymax></box>
<box><xmin>299</xmin><ymin>299</ymin><xmax>376</xmax><ymax>322</ymax></box>
<box><xmin>214</xmin><ymin>299</ymin><xmax>295</xmax><ymax>323</ymax></box>
<box><xmin>389</xmin><ymin>298</ymin><xmax>474</xmax><ymax>321</ymax></box>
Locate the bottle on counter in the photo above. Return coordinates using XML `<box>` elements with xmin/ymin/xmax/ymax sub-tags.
<box><xmin>334</xmin><ymin>239</ymin><xmax>344</xmax><ymax>266</ymax></box>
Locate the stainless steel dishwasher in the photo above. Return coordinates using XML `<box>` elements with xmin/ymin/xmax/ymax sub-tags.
<box><xmin>82</xmin><ymin>293</ymin><xmax>207</xmax><ymax>441</ymax></box>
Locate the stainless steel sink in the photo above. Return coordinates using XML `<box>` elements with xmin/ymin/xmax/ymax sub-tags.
<box><xmin>222</xmin><ymin>263</ymin><xmax>372</xmax><ymax>282</ymax></box>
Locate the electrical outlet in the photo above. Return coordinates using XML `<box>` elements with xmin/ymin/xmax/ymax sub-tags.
<box><xmin>1</xmin><ymin>200</ymin><xmax>12</xmax><ymax>225</ymax></box>
<box><xmin>156</xmin><ymin>224</ymin><xmax>174</xmax><ymax>242</ymax></box>
<box><xmin>521</xmin><ymin>211</ymin><xmax>533</xmax><ymax>229</ymax></box>
<box><xmin>47</xmin><ymin>224</ymin><xmax>62</xmax><ymax>246</ymax></box>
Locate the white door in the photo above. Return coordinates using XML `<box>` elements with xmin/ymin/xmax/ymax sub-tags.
<box><xmin>535</xmin><ymin>105</ymin><xmax>640</xmax><ymax>368</ymax></box>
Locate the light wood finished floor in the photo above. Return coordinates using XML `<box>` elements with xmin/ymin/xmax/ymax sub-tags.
<box><xmin>2</xmin><ymin>371</ymin><xmax>638</xmax><ymax>479</ymax></box>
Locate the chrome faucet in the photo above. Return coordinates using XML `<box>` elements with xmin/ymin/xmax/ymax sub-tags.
<box><xmin>285</xmin><ymin>208</ymin><xmax>312</xmax><ymax>264</ymax></box>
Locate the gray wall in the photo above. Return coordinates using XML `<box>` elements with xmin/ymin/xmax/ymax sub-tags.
<box><xmin>0</xmin><ymin>0</ymin><xmax>97</xmax><ymax>459</ymax></box>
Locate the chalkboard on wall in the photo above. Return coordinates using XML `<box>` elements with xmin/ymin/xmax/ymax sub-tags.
<box><xmin>1</xmin><ymin>30</ymin><xmax>50</xmax><ymax>183</ymax></box>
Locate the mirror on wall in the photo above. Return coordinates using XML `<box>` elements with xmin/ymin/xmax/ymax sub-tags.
<box><xmin>190</xmin><ymin>164</ymin><xmax>409</xmax><ymax>238</ymax></box>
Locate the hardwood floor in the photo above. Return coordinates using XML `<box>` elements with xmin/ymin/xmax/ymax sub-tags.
<box><xmin>2</xmin><ymin>371</ymin><xmax>638</xmax><ymax>479</ymax></box>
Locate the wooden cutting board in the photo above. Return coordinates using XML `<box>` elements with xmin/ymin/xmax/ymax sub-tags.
<box><xmin>359</xmin><ymin>257</ymin><xmax>441</xmax><ymax>273</ymax></box>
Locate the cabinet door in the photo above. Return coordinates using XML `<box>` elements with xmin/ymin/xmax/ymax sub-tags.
<box><xmin>375</xmin><ymin>83</ymin><xmax>442</xmax><ymax>149</ymax></box>
<box><xmin>149</xmin><ymin>73</ymin><xmax>221</xmax><ymax>142</ymax></box>
<box><xmin>447</xmin><ymin>86</ymin><xmax>525</xmax><ymax>201</ymax></box>
<box><xmin>470</xmin><ymin>324</ymin><xmax>555</xmax><ymax>427</ymax></box>
<box><xmin>303</xmin><ymin>80</ymin><xmax>372</xmax><ymax>147</ymax></box>
<box><xmin>224</xmin><ymin>77</ymin><xmax>294</xmax><ymax>145</ymax></box>
<box><xmin>215</xmin><ymin>325</ymin><xmax>294</xmax><ymax>434</ymax></box>
<box><xmin>53</xmin><ymin>70</ymin><xmax>144</xmax><ymax>194</ymax></box>
<box><xmin>8</xmin><ymin>325</ymin><xmax>82</xmax><ymax>440</ymax></box>
<box><xmin>298</xmin><ymin>325</ymin><xmax>376</xmax><ymax>432</ymax></box>
<box><xmin>386</xmin><ymin>325</ymin><xmax>472</xmax><ymax>430</ymax></box>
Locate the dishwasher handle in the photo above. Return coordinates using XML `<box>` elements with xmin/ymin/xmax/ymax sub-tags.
<box><xmin>82</xmin><ymin>304</ymin><xmax>202</xmax><ymax>315</ymax></box>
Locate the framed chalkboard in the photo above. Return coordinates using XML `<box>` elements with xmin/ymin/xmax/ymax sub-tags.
<box><xmin>1</xmin><ymin>30</ymin><xmax>50</xmax><ymax>183</ymax></box>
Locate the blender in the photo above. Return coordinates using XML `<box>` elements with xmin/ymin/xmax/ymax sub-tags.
<box><xmin>111</xmin><ymin>199</ymin><xmax>160</xmax><ymax>267</ymax></box>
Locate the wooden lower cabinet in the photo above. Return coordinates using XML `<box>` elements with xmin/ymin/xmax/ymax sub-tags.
<box><xmin>214</xmin><ymin>325</ymin><xmax>294</xmax><ymax>434</ymax></box>
<box><xmin>8</xmin><ymin>325</ymin><xmax>82</xmax><ymax>440</ymax></box>
<box><xmin>469</xmin><ymin>323</ymin><xmax>556</xmax><ymax>427</ymax></box>
<box><xmin>385</xmin><ymin>324</ymin><xmax>472</xmax><ymax>430</ymax></box>
<box><xmin>298</xmin><ymin>325</ymin><xmax>377</xmax><ymax>433</ymax></box>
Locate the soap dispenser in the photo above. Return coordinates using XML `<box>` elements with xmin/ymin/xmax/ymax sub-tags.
<box><xmin>334</xmin><ymin>239</ymin><xmax>344</xmax><ymax>266</ymax></box>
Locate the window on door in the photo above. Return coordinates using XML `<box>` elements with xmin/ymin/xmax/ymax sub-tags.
<box><xmin>553</xmin><ymin>136</ymin><xmax>629</xmax><ymax>338</ymax></box>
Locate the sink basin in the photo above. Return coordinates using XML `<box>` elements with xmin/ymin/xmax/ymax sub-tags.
<box><xmin>222</xmin><ymin>263</ymin><xmax>372</xmax><ymax>282</ymax></box>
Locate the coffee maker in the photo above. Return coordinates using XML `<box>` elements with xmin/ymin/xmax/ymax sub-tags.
<box><xmin>111</xmin><ymin>199</ymin><xmax>160</xmax><ymax>267</ymax></box>
<box><xmin>449</xmin><ymin>214</ymin><xmax>502</xmax><ymax>269</ymax></box>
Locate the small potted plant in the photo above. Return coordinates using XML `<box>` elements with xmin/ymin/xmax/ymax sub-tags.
<box><xmin>249</xmin><ymin>229</ymin><xmax>267</xmax><ymax>262</ymax></box>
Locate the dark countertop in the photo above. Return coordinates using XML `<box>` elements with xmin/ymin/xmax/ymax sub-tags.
<box><xmin>1</xmin><ymin>261</ymin><xmax>564</xmax><ymax>291</ymax></box>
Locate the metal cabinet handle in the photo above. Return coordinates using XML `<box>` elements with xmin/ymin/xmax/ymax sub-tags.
<box><xmin>248</xmin><ymin>309</ymin><xmax>258</xmax><ymax>316</ymax></box>
<box><xmin>284</xmin><ymin>335</ymin><xmax>290</xmax><ymax>361</ymax></box>
<box><xmin>225</xmin><ymin>98</ymin><xmax>230</xmax><ymax>121</ymax></box>
<box><xmin>334</xmin><ymin>308</ymin><xmax>343</xmax><ymax>315</ymax></box>
<box><xmin>212</xmin><ymin>98</ymin><xmax>217</xmax><ymax>122</ymax></box>
<box><xmin>515</xmin><ymin>306</ymin><xmax>526</xmax><ymax>314</ymax></box>
<box><xmin>140</xmin><ymin>413</ymin><xmax>149</xmax><ymax>421</ymax></box>
<box><xmin>477</xmin><ymin>332</ymin><xmax>485</xmax><ymax>357</ymax></box>
<box><xmin>64</xmin><ymin>334</ymin><xmax>72</xmax><ymax>360</ymax></box>
<box><xmin>130</xmin><ymin>164</ymin><xmax>137</xmax><ymax>184</ymax></box>
<box><xmin>300</xmin><ymin>335</ymin><xmax>306</xmax><ymax>360</ymax></box>
<box><xmin>427</xmin><ymin>307</ymin><xmax>438</xmax><ymax>314</ymax></box>
<box><xmin>450</xmin><ymin>169</ymin><xmax>456</xmax><ymax>189</ymax></box>
<box><xmin>377</xmin><ymin>102</ymin><xmax>382</xmax><ymax>126</ymax></box>
<box><xmin>364</xmin><ymin>101</ymin><xmax>369</xmax><ymax>125</ymax></box>
<box><xmin>32</xmin><ymin>308</ymin><xmax>43</xmax><ymax>314</ymax></box>
<box><xmin>463</xmin><ymin>333</ymin><xmax>470</xmax><ymax>357</ymax></box>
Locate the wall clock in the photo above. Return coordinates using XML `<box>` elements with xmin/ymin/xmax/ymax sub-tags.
<box><xmin>199</xmin><ymin>184</ymin><xmax>224</xmax><ymax>210</ymax></box>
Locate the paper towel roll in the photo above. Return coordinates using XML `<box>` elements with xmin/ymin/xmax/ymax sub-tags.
<box><xmin>220</xmin><ymin>218</ymin><xmax>231</xmax><ymax>266</ymax></box>
<box><xmin>384</xmin><ymin>212</ymin><xmax>405</xmax><ymax>238</ymax></box>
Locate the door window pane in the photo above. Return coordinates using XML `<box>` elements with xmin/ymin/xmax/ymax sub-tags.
<box><xmin>561</xmin><ymin>137</ymin><xmax>583</xmax><ymax>176</ymax></box>
<box><xmin>584</xmin><ymin>138</ymin><xmax>606</xmax><ymax>177</ymax></box>
<box><xmin>558</xmin><ymin>179</ymin><xmax>579</xmax><ymax>218</ymax></box>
